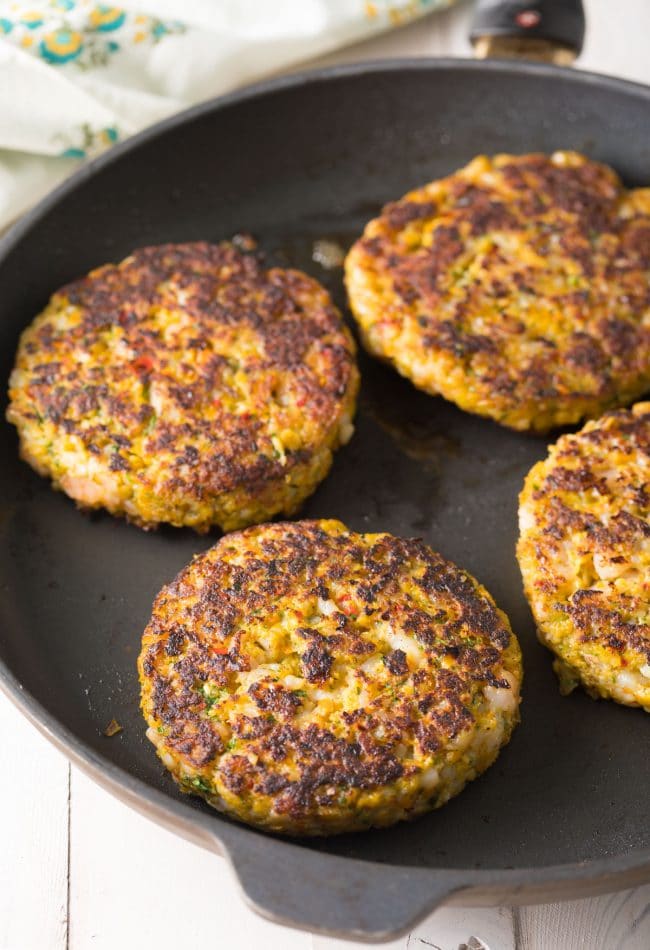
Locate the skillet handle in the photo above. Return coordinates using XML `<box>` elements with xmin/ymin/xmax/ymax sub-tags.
<box><xmin>470</xmin><ymin>0</ymin><xmax>586</xmax><ymax>64</ymax></box>
<box><xmin>219</xmin><ymin>830</ymin><xmax>468</xmax><ymax>941</ymax></box>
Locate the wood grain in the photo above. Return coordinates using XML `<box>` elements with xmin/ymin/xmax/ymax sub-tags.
<box><xmin>314</xmin><ymin>907</ymin><xmax>516</xmax><ymax>950</ymax></box>
<box><xmin>68</xmin><ymin>766</ymin><xmax>309</xmax><ymax>950</ymax></box>
<box><xmin>517</xmin><ymin>889</ymin><xmax>650</xmax><ymax>950</ymax></box>
<box><xmin>0</xmin><ymin>692</ymin><xmax>69</xmax><ymax>950</ymax></box>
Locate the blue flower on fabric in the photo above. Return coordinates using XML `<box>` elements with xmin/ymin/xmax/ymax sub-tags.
<box><xmin>61</xmin><ymin>147</ymin><xmax>86</xmax><ymax>158</ymax></box>
<box><xmin>89</xmin><ymin>6</ymin><xmax>126</xmax><ymax>32</ymax></box>
<box><xmin>0</xmin><ymin>18</ymin><xmax>13</xmax><ymax>34</ymax></box>
<box><xmin>52</xmin><ymin>0</ymin><xmax>76</xmax><ymax>10</ymax></box>
<box><xmin>101</xmin><ymin>126</ymin><xmax>119</xmax><ymax>144</ymax></box>
<box><xmin>39</xmin><ymin>28</ymin><xmax>84</xmax><ymax>64</ymax></box>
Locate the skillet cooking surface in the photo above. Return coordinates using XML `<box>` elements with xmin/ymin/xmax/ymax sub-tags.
<box><xmin>0</xmin><ymin>61</ymin><xmax>648</xmax><ymax>928</ymax></box>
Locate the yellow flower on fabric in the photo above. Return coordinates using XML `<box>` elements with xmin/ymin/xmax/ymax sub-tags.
<box><xmin>100</xmin><ymin>126</ymin><xmax>118</xmax><ymax>145</ymax></box>
<box><xmin>39</xmin><ymin>27</ymin><xmax>84</xmax><ymax>64</ymax></box>
<box><xmin>89</xmin><ymin>6</ymin><xmax>126</xmax><ymax>32</ymax></box>
<box><xmin>57</xmin><ymin>123</ymin><xmax>120</xmax><ymax>158</ymax></box>
<box><xmin>5</xmin><ymin>3</ymin><xmax>185</xmax><ymax>71</ymax></box>
<box><xmin>20</xmin><ymin>12</ymin><xmax>44</xmax><ymax>29</ymax></box>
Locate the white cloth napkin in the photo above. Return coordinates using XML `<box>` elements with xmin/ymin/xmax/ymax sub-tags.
<box><xmin>0</xmin><ymin>0</ymin><xmax>454</xmax><ymax>229</ymax></box>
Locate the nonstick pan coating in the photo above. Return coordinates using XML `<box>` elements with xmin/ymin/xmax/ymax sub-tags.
<box><xmin>0</xmin><ymin>61</ymin><xmax>649</xmax><ymax>941</ymax></box>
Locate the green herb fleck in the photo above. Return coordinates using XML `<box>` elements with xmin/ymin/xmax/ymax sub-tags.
<box><xmin>145</xmin><ymin>412</ymin><xmax>157</xmax><ymax>434</ymax></box>
<box><xmin>226</xmin><ymin>738</ymin><xmax>238</xmax><ymax>751</ymax></box>
<box><xmin>270</xmin><ymin>433</ymin><xmax>286</xmax><ymax>462</ymax></box>
<box><xmin>200</xmin><ymin>683</ymin><xmax>226</xmax><ymax>710</ymax></box>
<box><xmin>191</xmin><ymin>776</ymin><xmax>212</xmax><ymax>794</ymax></box>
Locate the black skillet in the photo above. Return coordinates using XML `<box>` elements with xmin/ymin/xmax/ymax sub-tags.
<box><xmin>1</xmin><ymin>0</ymin><xmax>649</xmax><ymax>942</ymax></box>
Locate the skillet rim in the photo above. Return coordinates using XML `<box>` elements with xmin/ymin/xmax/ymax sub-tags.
<box><xmin>2</xmin><ymin>55</ymin><xmax>650</xmax><ymax>260</ymax></box>
<box><xmin>1</xmin><ymin>56</ymin><xmax>649</xmax><ymax>933</ymax></box>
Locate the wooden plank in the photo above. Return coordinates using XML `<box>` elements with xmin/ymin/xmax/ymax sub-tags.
<box><xmin>313</xmin><ymin>906</ymin><xmax>515</xmax><ymax>950</ymax></box>
<box><xmin>313</xmin><ymin>926</ymin><xmax>407</xmax><ymax>949</ymax></box>
<box><xmin>409</xmin><ymin>906</ymin><xmax>516</xmax><ymax>950</ymax></box>
<box><xmin>68</xmin><ymin>766</ymin><xmax>310</xmax><ymax>950</ymax></box>
<box><xmin>517</xmin><ymin>888</ymin><xmax>650</xmax><ymax>949</ymax></box>
<box><xmin>579</xmin><ymin>0</ymin><xmax>650</xmax><ymax>83</ymax></box>
<box><xmin>0</xmin><ymin>690</ymin><xmax>69</xmax><ymax>950</ymax></box>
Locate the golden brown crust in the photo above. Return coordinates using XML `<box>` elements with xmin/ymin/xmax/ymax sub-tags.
<box><xmin>7</xmin><ymin>242</ymin><xmax>359</xmax><ymax>531</ymax></box>
<box><xmin>139</xmin><ymin>519</ymin><xmax>522</xmax><ymax>835</ymax></box>
<box><xmin>517</xmin><ymin>403</ymin><xmax>650</xmax><ymax>709</ymax></box>
<box><xmin>345</xmin><ymin>152</ymin><xmax>650</xmax><ymax>431</ymax></box>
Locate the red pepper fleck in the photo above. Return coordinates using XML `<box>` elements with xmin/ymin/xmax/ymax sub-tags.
<box><xmin>211</xmin><ymin>645</ymin><xmax>229</xmax><ymax>655</ymax></box>
<box><xmin>132</xmin><ymin>355</ymin><xmax>154</xmax><ymax>372</ymax></box>
<box><xmin>339</xmin><ymin>594</ymin><xmax>357</xmax><ymax>616</ymax></box>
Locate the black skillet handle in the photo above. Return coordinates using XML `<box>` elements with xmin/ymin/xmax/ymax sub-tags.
<box><xmin>218</xmin><ymin>829</ymin><xmax>470</xmax><ymax>941</ymax></box>
<box><xmin>470</xmin><ymin>0</ymin><xmax>586</xmax><ymax>64</ymax></box>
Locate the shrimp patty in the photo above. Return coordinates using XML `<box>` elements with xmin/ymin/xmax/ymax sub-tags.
<box><xmin>345</xmin><ymin>151</ymin><xmax>650</xmax><ymax>431</ymax></box>
<box><xmin>139</xmin><ymin>519</ymin><xmax>522</xmax><ymax>835</ymax></box>
<box><xmin>518</xmin><ymin>403</ymin><xmax>650</xmax><ymax>710</ymax></box>
<box><xmin>7</xmin><ymin>241</ymin><xmax>359</xmax><ymax>531</ymax></box>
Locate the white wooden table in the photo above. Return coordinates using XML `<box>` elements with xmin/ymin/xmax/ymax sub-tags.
<box><xmin>2</xmin><ymin>2</ymin><xmax>649</xmax><ymax>947</ymax></box>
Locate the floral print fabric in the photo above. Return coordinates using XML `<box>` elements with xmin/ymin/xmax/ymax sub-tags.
<box><xmin>0</xmin><ymin>0</ymin><xmax>454</xmax><ymax>227</ymax></box>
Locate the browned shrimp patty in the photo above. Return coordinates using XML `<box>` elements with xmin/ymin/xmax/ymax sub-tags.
<box><xmin>7</xmin><ymin>241</ymin><xmax>359</xmax><ymax>531</ymax></box>
<box><xmin>518</xmin><ymin>402</ymin><xmax>650</xmax><ymax>710</ymax></box>
<box><xmin>139</xmin><ymin>519</ymin><xmax>522</xmax><ymax>835</ymax></box>
<box><xmin>345</xmin><ymin>151</ymin><xmax>650</xmax><ymax>431</ymax></box>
